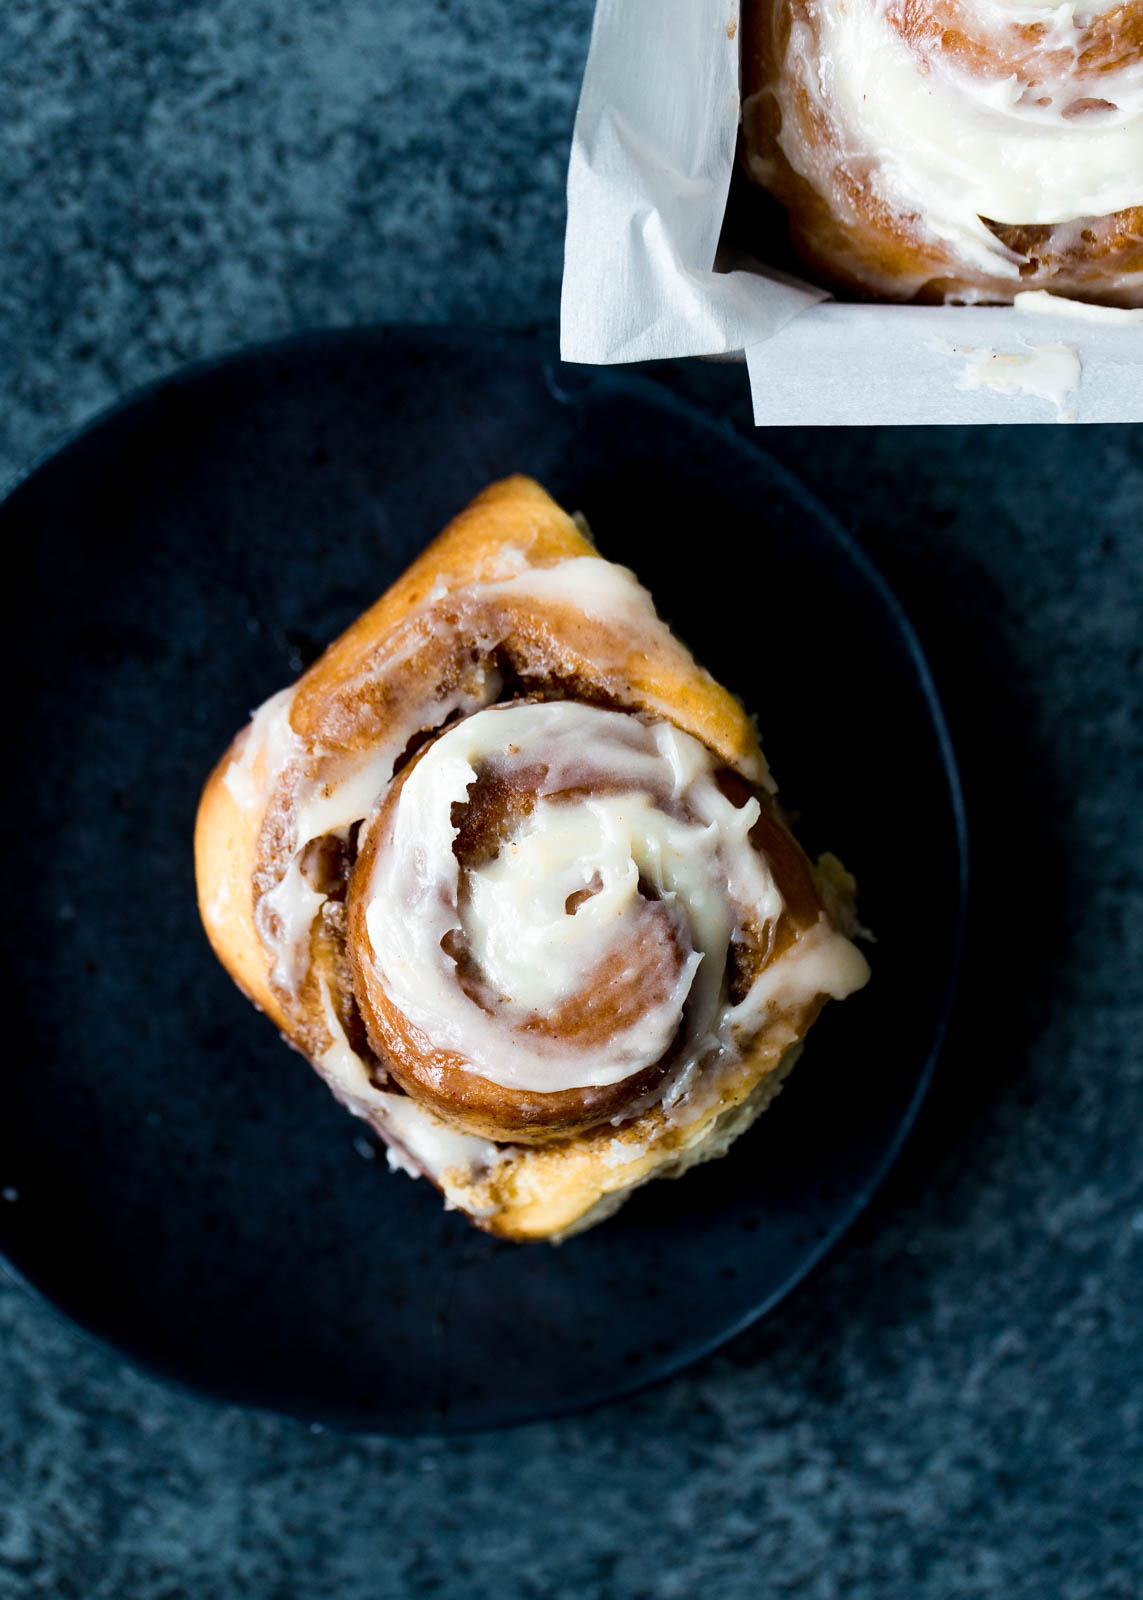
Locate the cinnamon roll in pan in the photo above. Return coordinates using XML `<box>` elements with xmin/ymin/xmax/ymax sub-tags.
<box><xmin>740</xmin><ymin>0</ymin><xmax>1143</xmax><ymax>306</ymax></box>
<box><xmin>195</xmin><ymin>477</ymin><xmax>869</xmax><ymax>1241</ymax></box>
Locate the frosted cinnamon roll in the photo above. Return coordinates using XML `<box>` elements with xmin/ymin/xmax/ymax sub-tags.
<box><xmin>195</xmin><ymin>477</ymin><xmax>869</xmax><ymax>1241</ymax></box>
<box><xmin>740</xmin><ymin>0</ymin><xmax>1143</xmax><ymax>306</ymax></box>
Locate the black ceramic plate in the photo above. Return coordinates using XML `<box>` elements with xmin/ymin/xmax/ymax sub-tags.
<box><xmin>0</xmin><ymin>328</ymin><xmax>965</xmax><ymax>1433</ymax></box>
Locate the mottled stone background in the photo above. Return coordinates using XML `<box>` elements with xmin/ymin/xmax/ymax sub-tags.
<box><xmin>2</xmin><ymin>3</ymin><xmax>1140</xmax><ymax>1597</ymax></box>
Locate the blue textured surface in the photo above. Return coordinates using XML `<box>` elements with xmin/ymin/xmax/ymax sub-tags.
<box><xmin>1</xmin><ymin>2</ymin><xmax>1141</xmax><ymax>1597</ymax></box>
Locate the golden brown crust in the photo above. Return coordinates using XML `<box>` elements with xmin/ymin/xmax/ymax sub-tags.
<box><xmin>195</xmin><ymin>476</ymin><xmax>867</xmax><ymax>1240</ymax></box>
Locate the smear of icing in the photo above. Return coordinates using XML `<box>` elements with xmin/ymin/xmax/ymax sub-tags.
<box><xmin>936</xmin><ymin>339</ymin><xmax>1082</xmax><ymax>420</ymax></box>
<box><xmin>316</xmin><ymin>979</ymin><xmax>504</xmax><ymax>1204</ymax></box>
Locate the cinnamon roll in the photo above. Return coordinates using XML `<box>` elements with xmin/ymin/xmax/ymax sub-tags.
<box><xmin>195</xmin><ymin>477</ymin><xmax>869</xmax><ymax>1241</ymax></box>
<box><xmin>740</xmin><ymin>0</ymin><xmax>1143</xmax><ymax>306</ymax></box>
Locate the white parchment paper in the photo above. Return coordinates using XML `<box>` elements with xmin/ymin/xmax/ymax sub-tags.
<box><xmin>560</xmin><ymin>0</ymin><xmax>1143</xmax><ymax>425</ymax></box>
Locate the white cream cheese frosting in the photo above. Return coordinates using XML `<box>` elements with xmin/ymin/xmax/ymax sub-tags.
<box><xmin>355</xmin><ymin>700</ymin><xmax>864</xmax><ymax>1097</ymax></box>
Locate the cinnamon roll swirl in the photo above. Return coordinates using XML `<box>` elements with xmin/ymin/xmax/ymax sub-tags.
<box><xmin>195</xmin><ymin>477</ymin><xmax>869</xmax><ymax>1241</ymax></box>
<box><xmin>740</xmin><ymin>0</ymin><xmax>1143</xmax><ymax>306</ymax></box>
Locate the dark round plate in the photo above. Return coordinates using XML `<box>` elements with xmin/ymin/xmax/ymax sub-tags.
<box><xmin>0</xmin><ymin>327</ymin><xmax>965</xmax><ymax>1433</ymax></box>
